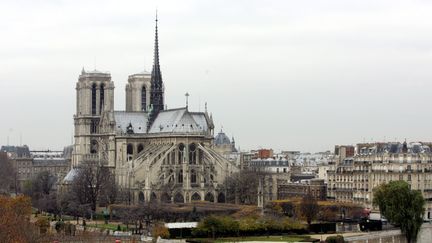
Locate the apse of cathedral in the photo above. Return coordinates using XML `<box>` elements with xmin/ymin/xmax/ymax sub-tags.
<box><xmin>67</xmin><ymin>16</ymin><xmax>239</xmax><ymax>204</ymax></box>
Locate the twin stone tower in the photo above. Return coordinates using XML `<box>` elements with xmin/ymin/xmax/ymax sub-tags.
<box><xmin>68</xmin><ymin>17</ymin><xmax>239</xmax><ymax>204</ymax></box>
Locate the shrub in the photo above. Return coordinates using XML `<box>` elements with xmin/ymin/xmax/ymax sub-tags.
<box><xmin>35</xmin><ymin>217</ymin><xmax>50</xmax><ymax>234</ymax></box>
<box><xmin>192</xmin><ymin>215</ymin><xmax>239</xmax><ymax>238</ymax></box>
<box><xmin>239</xmin><ymin>216</ymin><xmax>260</xmax><ymax>234</ymax></box>
<box><xmin>325</xmin><ymin>235</ymin><xmax>345</xmax><ymax>243</ymax></box>
<box><xmin>55</xmin><ymin>220</ymin><xmax>65</xmax><ymax>233</ymax></box>
<box><xmin>152</xmin><ymin>223</ymin><xmax>170</xmax><ymax>239</ymax></box>
<box><xmin>282</xmin><ymin>217</ymin><xmax>306</xmax><ymax>231</ymax></box>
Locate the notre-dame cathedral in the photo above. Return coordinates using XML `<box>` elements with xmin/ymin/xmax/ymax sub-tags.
<box><xmin>67</xmin><ymin>17</ymin><xmax>239</xmax><ymax>204</ymax></box>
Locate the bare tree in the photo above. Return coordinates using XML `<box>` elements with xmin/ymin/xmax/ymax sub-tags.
<box><xmin>28</xmin><ymin>171</ymin><xmax>56</xmax><ymax>197</ymax></box>
<box><xmin>223</xmin><ymin>170</ymin><xmax>265</xmax><ymax>204</ymax></box>
<box><xmin>99</xmin><ymin>170</ymin><xmax>118</xmax><ymax>206</ymax></box>
<box><xmin>300</xmin><ymin>193</ymin><xmax>319</xmax><ymax>226</ymax></box>
<box><xmin>70</xmin><ymin>162</ymin><xmax>114</xmax><ymax>211</ymax></box>
<box><xmin>24</xmin><ymin>171</ymin><xmax>59</xmax><ymax>214</ymax></box>
<box><xmin>0</xmin><ymin>152</ymin><xmax>15</xmax><ymax>194</ymax></box>
<box><xmin>59</xmin><ymin>192</ymin><xmax>90</xmax><ymax>223</ymax></box>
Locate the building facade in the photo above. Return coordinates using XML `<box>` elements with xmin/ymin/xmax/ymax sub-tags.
<box><xmin>67</xmin><ymin>17</ymin><xmax>239</xmax><ymax>204</ymax></box>
<box><xmin>3</xmin><ymin>146</ymin><xmax>72</xmax><ymax>191</ymax></box>
<box><xmin>278</xmin><ymin>179</ymin><xmax>327</xmax><ymax>200</ymax></box>
<box><xmin>327</xmin><ymin>141</ymin><xmax>432</xmax><ymax>218</ymax></box>
<box><xmin>249</xmin><ymin>157</ymin><xmax>291</xmax><ymax>174</ymax></box>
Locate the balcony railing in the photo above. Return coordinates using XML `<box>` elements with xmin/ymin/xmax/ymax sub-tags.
<box><xmin>335</xmin><ymin>188</ymin><xmax>352</xmax><ymax>192</ymax></box>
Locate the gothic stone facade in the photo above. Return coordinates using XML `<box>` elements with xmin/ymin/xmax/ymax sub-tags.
<box><xmin>69</xmin><ymin>19</ymin><xmax>239</xmax><ymax>204</ymax></box>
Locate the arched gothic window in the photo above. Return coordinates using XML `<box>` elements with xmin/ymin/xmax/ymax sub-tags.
<box><xmin>100</xmin><ymin>83</ymin><xmax>105</xmax><ymax>113</ymax></box>
<box><xmin>138</xmin><ymin>192</ymin><xmax>145</xmax><ymax>204</ymax></box>
<box><xmin>189</xmin><ymin>143</ymin><xmax>196</xmax><ymax>164</ymax></box>
<box><xmin>178</xmin><ymin>144</ymin><xmax>185</xmax><ymax>164</ymax></box>
<box><xmin>127</xmin><ymin>144</ymin><xmax>133</xmax><ymax>161</ymax></box>
<box><xmin>178</xmin><ymin>170</ymin><xmax>183</xmax><ymax>183</ymax></box>
<box><xmin>205</xmin><ymin>192</ymin><xmax>214</xmax><ymax>202</ymax></box>
<box><xmin>168</xmin><ymin>170</ymin><xmax>174</xmax><ymax>184</ymax></box>
<box><xmin>191</xmin><ymin>169</ymin><xmax>197</xmax><ymax>184</ymax></box>
<box><xmin>198</xmin><ymin>150</ymin><xmax>203</xmax><ymax>164</ymax></box>
<box><xmin>171</xmin><ymin>151</ymin><xmax>176</xmax><ymax>165</ymax></box>
<box><xmin>191</xmin><ymin>192</ymin><xmax>201</xmax><ymax>201</ymax></box>
<box><xmin>90</xmin><ymin>140</ymin><xmax>98</xmax><ymax>154</ymax></box>
<box><xmin>90</xmin><ymin>119</ymin><xmax>98</xmax><ymax>134</ymax></box>
<box><xmin>141</xmin><ymin>86</ymin><xmax>147</xmax><ymax>111</ymax></box>
<box><xmin>174</xmin><ymin>193</ymin><xmax>184</xmax><ymax>203</ymax></box>
<box><xmin>217</xmin><ymin>192</ymin><xmax>226</xmax><ymax>203</ymax></box>
<box><xmin>91</xmin><ymin>83</ymin><xmax>97</xmax><ymax>115</ymax></box>
<box><xmin>150</xmin><ymin>192</ymin><xmax>157</xmax><ymax>202</ymax></box>
<box><xmin>137</xmin><ymin>144</ymin><xmax>144</xmax><ymax>154</ymax></box>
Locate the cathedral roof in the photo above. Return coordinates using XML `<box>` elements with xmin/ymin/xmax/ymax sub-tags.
<box><xmin>113</xmin><ymin>111</ymin><xmax>149</xmax><ymax>134</ymax></box>
<box><xmin>109</xmin><ymin>108</ymin><xmax>210</xmax><ymax>135</ymax></box>
<box><xmin>148</xmin><ymin>107</ymin><xmax>208</xmax><ymax>134</ymax></box>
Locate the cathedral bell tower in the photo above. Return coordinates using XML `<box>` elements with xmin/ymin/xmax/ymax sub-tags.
<box><xmin>72</xmin><ymin>69</ymin><xmax>114</xmax><ymax>167</ymax></box>
<box><xmin>148</xmin><ymin>13</ymin><xmax>165</xmax><ymax>130</ymax></box>
<box><xmin>125</xmin><ymin>71</ymin><xmax>151</xmax><ymax>112</ymax></box>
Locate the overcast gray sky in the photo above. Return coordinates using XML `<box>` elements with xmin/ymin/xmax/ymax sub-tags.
<box><xmin>1</xmin><ymin>0</ymin><xmax>432</xmax><ymax>152</ymax></box>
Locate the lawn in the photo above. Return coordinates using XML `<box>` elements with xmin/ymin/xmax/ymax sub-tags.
<box><xmin>189</xmin><ymin>235</ymin><xmax>313</xmax><ymax>242</ymax></box>
<box><xmin>85</xmin><ymin>222</ymin><xmax>127</xmax><ymax>231</ymax></box>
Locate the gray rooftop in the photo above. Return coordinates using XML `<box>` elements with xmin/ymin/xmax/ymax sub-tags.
<box><xmin>114</xmin><ymin>111</ymin><xmax>149</xmax><ymax>134</ymax></box>
<box><xmin>148</xmin><ymin>108</ymin><xmax>208</xmax><ymax>134</ymax></box>
<box><xmin>110</xmin><ymin>108</ymin><xmax>210</xmax><ymax>135</ymax></box>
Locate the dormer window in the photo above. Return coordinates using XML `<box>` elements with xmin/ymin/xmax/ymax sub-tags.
<box><xmin>126</xmin><ymin>123</ymin><xmax>134</xmax><ymax>134</ymax></box>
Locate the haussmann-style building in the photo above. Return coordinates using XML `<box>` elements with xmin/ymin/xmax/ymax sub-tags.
<box><xmin>327</xmin><ymin>141</ymin><xmax>432</xmax><ymax>219</ymax></box>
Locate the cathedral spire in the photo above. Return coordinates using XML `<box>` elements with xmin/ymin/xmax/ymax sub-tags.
<box><xmin>149</xmin><ymin>11</ymin><xmax>165</xmax><ymax>131</ymax></box>
<box><xmin>153</xmin><ymin>10</ymin><xmax>160</xmax><ymax>71</ymax></box>
<box><xmin>150</xmin><ymin>10</ymin><xmax>162</xmax><ymax>89</ymax></box>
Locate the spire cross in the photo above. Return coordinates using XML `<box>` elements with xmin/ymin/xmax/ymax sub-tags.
<box><xmin>185</xmin><ymin>92</ymin><xmax>190</xmax><ymax>108</ymax></box>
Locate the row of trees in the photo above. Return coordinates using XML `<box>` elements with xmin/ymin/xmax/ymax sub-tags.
<box><xmin>192</xmin><ymin>214</ymin><xmax>306</xmax><ymax>238</ymax></box>
<box><xmin>268</xmin><ymin>197</ymin><xmax>364</xmax><ymax>224</ymax></box>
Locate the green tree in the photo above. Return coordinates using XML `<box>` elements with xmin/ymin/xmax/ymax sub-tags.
<box><xmin>373</xmin><ymin>181</ymin><xmax>425</xmax><ymax>243</ymax></box>
<box><xmin>192</xmin><ymin>215</ymin><xmax>239</xmax><ymax>238</ymax></box>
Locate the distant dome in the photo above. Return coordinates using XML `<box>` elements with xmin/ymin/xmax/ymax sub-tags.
<box><xmin>214</xmin><ymin>130</ymin><xmax>231</xmax><ymax>145</ymax></box>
